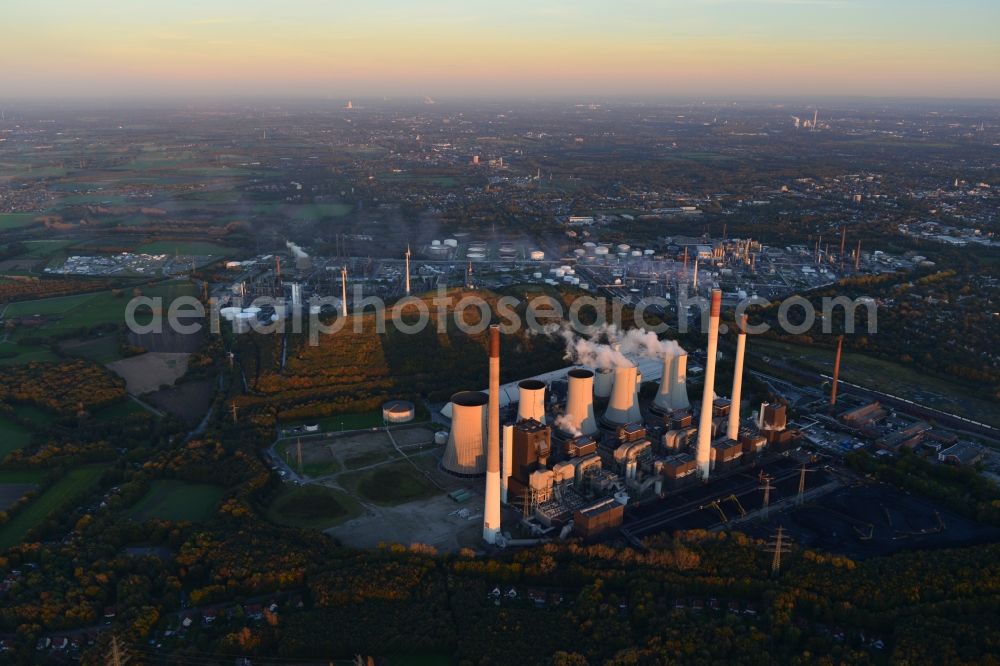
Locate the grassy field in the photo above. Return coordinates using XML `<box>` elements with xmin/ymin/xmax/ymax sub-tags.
<box><xmin>136</xmin><ymin>241</ymin><xmax>237</xmax><ymax>256</ymax></box>
<box><xmin>5</xmin><ymin>281</ymin><xmax>197</xmax><ymax>340</ymax></box>
<box><xmin>0</xmin><ymin>466</ymin><xmax>107</xmax><ymax>550</ymax></box>
<box><xmin>0</xmin><ymin>470</ymin><xmax>46</xmax><ymax>485</ymax></box>
<box><xmin>0</xmin><ymin>416</ymin><xmax>32</xmax><ymax>459</ymax></box>
<box><xmin>347</xmin><ymin>462</ymin><xmax>439</xmax><ymax>506</ymax></box>
<box><xmin>0</xmin><ymin>214</ymin><xmax>38</xmax><ymax>230</ymax></box>
<box><xmin>128</xmin><ymin>480</ymin><xmax>226</xmax><ymax>522</ymax></box>
<box><xmin>265</xmin><ymin>484</ymin><xmax>362</xmax><ymax>529</ymax></box>
<box><xmin>281</xmin><ymin>410</ymin><xmax>388</xmax><ymax>435</ymax></box>
<box><xmin>749</xmin><ymin>338</ymin><xmax>1000</xmax><ymax>427</ymax></box>
<box><xmin>279</xmin><ymin>440</ymin><xmax>342</xmax><ymax>476</ymax></box>
<box><xmin>58</xmin><ymin>335</ymin><xmax>123</xmax><ymax>364</ymax></box>
<box><xmin>0</xmin><ymin>340</ymin><xmax>60</xmax><ymax>366</ymax></box>
<box><xmin>288</xmin><ymin>203</ymin><xmax>353</xmax><ymax>220</ymax></box>
<box><xmin>92</xmin><ymin>398</ymin><xmax>150</xmax><ymax>421</ymax></box>
<box><xmin>18</xmin><ymin>240</ymin><xmax>77</xmax><ymax>258</ymax></box>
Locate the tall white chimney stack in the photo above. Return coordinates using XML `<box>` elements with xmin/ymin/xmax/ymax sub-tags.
<box><xmin>483</xmin><ymin>325</ymin><xmax>501</xmax><ymax>544</ymax></box>
<box><xmin>696</xmin><ymin>289</ymin><xmax>722</xmax><ymax>479</ymax></box>
<box><xmin>728</xmin><ymin>314</ymin><xmax>748</xmax><ymax>440</ymax></box>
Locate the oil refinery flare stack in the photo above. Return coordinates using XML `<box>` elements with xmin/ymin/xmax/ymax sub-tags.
<box><xmin>696</xmin><ymin>289</ymin><xmax>722</xmax><ymax>479</ymax></box>
<box><xmin>443</xmin><ymin>391</ymin><xmax>488</xmax><ymax>476</ymax></box>
<box><xmin>483</xmin><ymin>325</ymin><xmax>502</xmax><ymax>544</ymax></box>
<box><xmin>602</xmin><ymin>364</ymin><xmax>642</xmax><ymax>427</ymax></box>
<box><xmin>517</xmin><ymin>379</ymin><xmax>547</xmax><ymax>424</ymax></box>
<box><xmin>563</xmin><ymin>369</ymin><xmax>598</xmax><ymax>436</ymax></box>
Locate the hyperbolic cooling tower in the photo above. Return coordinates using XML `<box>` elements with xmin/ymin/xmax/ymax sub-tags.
<box><xmin>696</xmin><ymin>289</ymin><xmax>722</xmax><ymax>479</ymax></box>
<box><xmin>517</xmin><ymin>379</ymin><xmax>547</xmax><ymax>424</ymax></box>
<box><xmin>603</xmin><ymin>365</ymin><xmax>642</xmax><ymax>426</ymax></box>
<box><xmin>652</xmin><ymin>352</ymin><xmax>676</xmax><ymax>414</ymax></box>
<box><xmin>593</xmin><ymin>367</ymin><xmax>614</xmax><ymax>399</ymax></box>
<box><xmin>484</xmin><ymin>325</ymin><xmax>501</xmax><ymax>544</ymax></box>
<box><xmin>670</xmin><ymin>351</ymin><xmax>691</xmax><ymax>411</ymax></box>
<box><xmin>443</xmin><ymin>390</ymin><xmax>488</xmax><ymax>476</ymax></box>
<box><xmin>563</xmin><ymin>369</ymin><xmax>598</xmax><ymax>436</ymax></box>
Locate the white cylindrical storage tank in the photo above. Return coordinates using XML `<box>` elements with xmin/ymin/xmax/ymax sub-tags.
<box><xmin>444</xmin><ymin>238</ymin><xmax>458</xmax><ymax>248</ymax></box>
<box><xmin>443</xmin><ymin>391</ymin><xmax>488</xmax><ymax>475</ymax></box>
<box><xmin>532</xmin><ymin>272</ymin><xmax>543</xmax><ymax>279</ymax></box>
<box><xmin>382</xmin><ymin>400</ymin><xmax>415</xmax><ymax>424</ymax></box>
<box><xmin>617</xmin><ymin>244</ymin><xmax>631</xmax><ymax>254</ymax></box>
<box><xmin>431</xmin><ymin>239</ymin><xmax>441</xmax><ymax>247</ymax></box>
<box><xmin>434</xmin><ymin>431</ymin><xmax>448</xmax><ymax>445</ymax></box>
<box><xmin>644</xmin><ymin>249</ymin><xmax>655</xmax><ymax>256</ymax></box>
<box><xmin>530</xmin><ymin>250</ymin><xmax>545</xmax><ymax>261</ymax></box>
<box><xmin>563</xmin><ymin>369</ymin><xmax>598</xmax><ymax>436</ymax></box>
<box><xmin>593</xmin><ymin>367</ymin><xmax>614</xmax><ymax>399</ymax></box>
<box><xmin>574</xmin><ymin>248</ymin><xmax>586</xmax><ymax>258</ymax></box>
<box><xmin>517</xmin><ymin>379</ymin><xmax>547</xmax><ymax>424</ymax></box>
<box><xmin>603</xmin><ymin>365</ymin><xmax>641</xmax><ymax>426</ymax></box>
<box><xmin>595</xmin><ymin>246</ymin><xmax>609</xmax><ymax>256</ymax></box>
<box><xmin>631</xmin><ymin>250</ymin><xmax>642</xmax><ymax>257</ymax></box>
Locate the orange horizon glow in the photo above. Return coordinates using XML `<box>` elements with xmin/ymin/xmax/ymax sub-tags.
<box><xmin>2</xmin><ymin>1</ymin><xmax>998</xmax><ymax>99</ymax></box>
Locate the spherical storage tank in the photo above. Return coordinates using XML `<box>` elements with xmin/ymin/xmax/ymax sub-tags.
<box><xmin>382</xmin><ymin>400</ymin><xmax>415</xmax><ymax>423</ymax></box>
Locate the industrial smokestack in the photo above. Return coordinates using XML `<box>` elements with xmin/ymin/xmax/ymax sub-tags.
<box><xmin>563</xmin><ymin>369</ymin><xmax>598</xmax><ymax>436</ymax></box>
<box><xmin>340</xmin><ymin>266</ymin><xmax>348</xmax><ymax>317</ymax></box>
<box><xmin>484</xmin><ymin>326</ymin><xmax>501</xmax><ymax>544</ymax></box>
<box><xmin>443</xmin><ymin>391</ymin><xmax>488</xmax><ymax>476</ymax></box>
<box><xmin>517</xmin><ymin>379</ymin><xmax>547</xmax><ymax>424</ymax></box>
<box><xmin>696</xmin><ymin>289</ymin><xmax>722</xmax><ymax>478</ymax></box>
<box><xmin>593</xmin><ymin>367</ymin><xmax>614</xmax><ymax>399</ymax></box>
<box><xmin>728</xmin><ymin>315</ymin><xmax>748</xmax><ymax>440</ymax></box>
<box><xmin>830</xmin><ymin>335</ymin><xmax>844</xmax><ymax>407</ymax></box>
<box><xmin>404</xmin><ymin>244</ymin><xmax>412</xmax><ymax>296</ymax></box>
<box><xmin>603</xmin><ymin>364</ymin><xmax>641</xmax><ymax>426</ymax></box>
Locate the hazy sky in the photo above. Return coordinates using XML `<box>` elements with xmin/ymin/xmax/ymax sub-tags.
<box><xmin>2</xmin><ymin>0</ymin><xmax>998</xmax><ymax>99</ymax></box>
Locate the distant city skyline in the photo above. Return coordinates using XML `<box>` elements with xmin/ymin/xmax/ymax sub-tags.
<box><xmin>2</xmin><ymin>0</ymin><xmax>999</xmax><ymax>99</ymax></box>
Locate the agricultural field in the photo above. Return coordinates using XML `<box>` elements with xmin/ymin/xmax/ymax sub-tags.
<box><xmin>0</xmin><ymin>466</ymin><xmax>107</xmax><ymax>550</ymax></box>
<box><xmin>265</xmin><ymin>484</ymin><xmax>362</xmax><ymax>530</ymax></box>
<box><xmin>0</xmin><ymin>214</ymin><xmax>38</xmax><ymax>230</ymax></box>
<box><xmin>0</xmin><ymin>416</ymin><xmax>32</xmax><ymax>459</ymax></box>
<box><xmin>128</xmin><ymin>480</ymin><xmax>227</xmax><ymax>522</ymax></box>
<box><xmin>3</xmin><ymin>280</ymin><xmax>197</xmax><ymax>342</ymax></box>
<box><xmin>281</xmin><ymin>409</ymin><xmax>387</xmax><ymax>434</ymax></box>
<box><xmin>136</xmin><ymin>240</ymin><xmax>238</xmax><ymax>256</ymax></box>
<box><xmin>107</xmin><ymin>352</ymin><xmax>189</xmax><ymax>395</ymax></box>
<box><xmin>0</xmin><ymin>340</ymin><xmax>60</xmax><ymax>366</ymax></box>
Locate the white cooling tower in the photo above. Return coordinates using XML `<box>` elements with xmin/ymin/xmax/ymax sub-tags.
<box><xmin>593</xmin><ymin>367</ymin><xmax>614</xmax><ymax>399</ymax></box>
<box><xmin>696</xmin><ymin>290</ymin><xmax>722</xmax><ymax>479</ymax></box>
<box><xmin>652</xmin><ymin>352</ymin><xmax>676</xmax><ymax>413</ymax></box>
<box><xmin>670</xmin><ymin>351</ymin><xmax>691</xmax><ymax>411</ymax></box>
<box><xmin>517</xmin><ymin>379</ymin><xmax>547</xmax><ymax>424</ymax></box>
<box><xmin>563</xmin><ymin>369</ymin><xmax>598</xmax><ymax>436</ymax></box>
<box><xmin>443</xmin><ymin>391</ymin><xmax>488</xmax><ymax>476</ymax></box>
<box><xmin>603</xmin><ymin>365</ymin><xmax>642</xmax><ymax>426</ymax></box>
